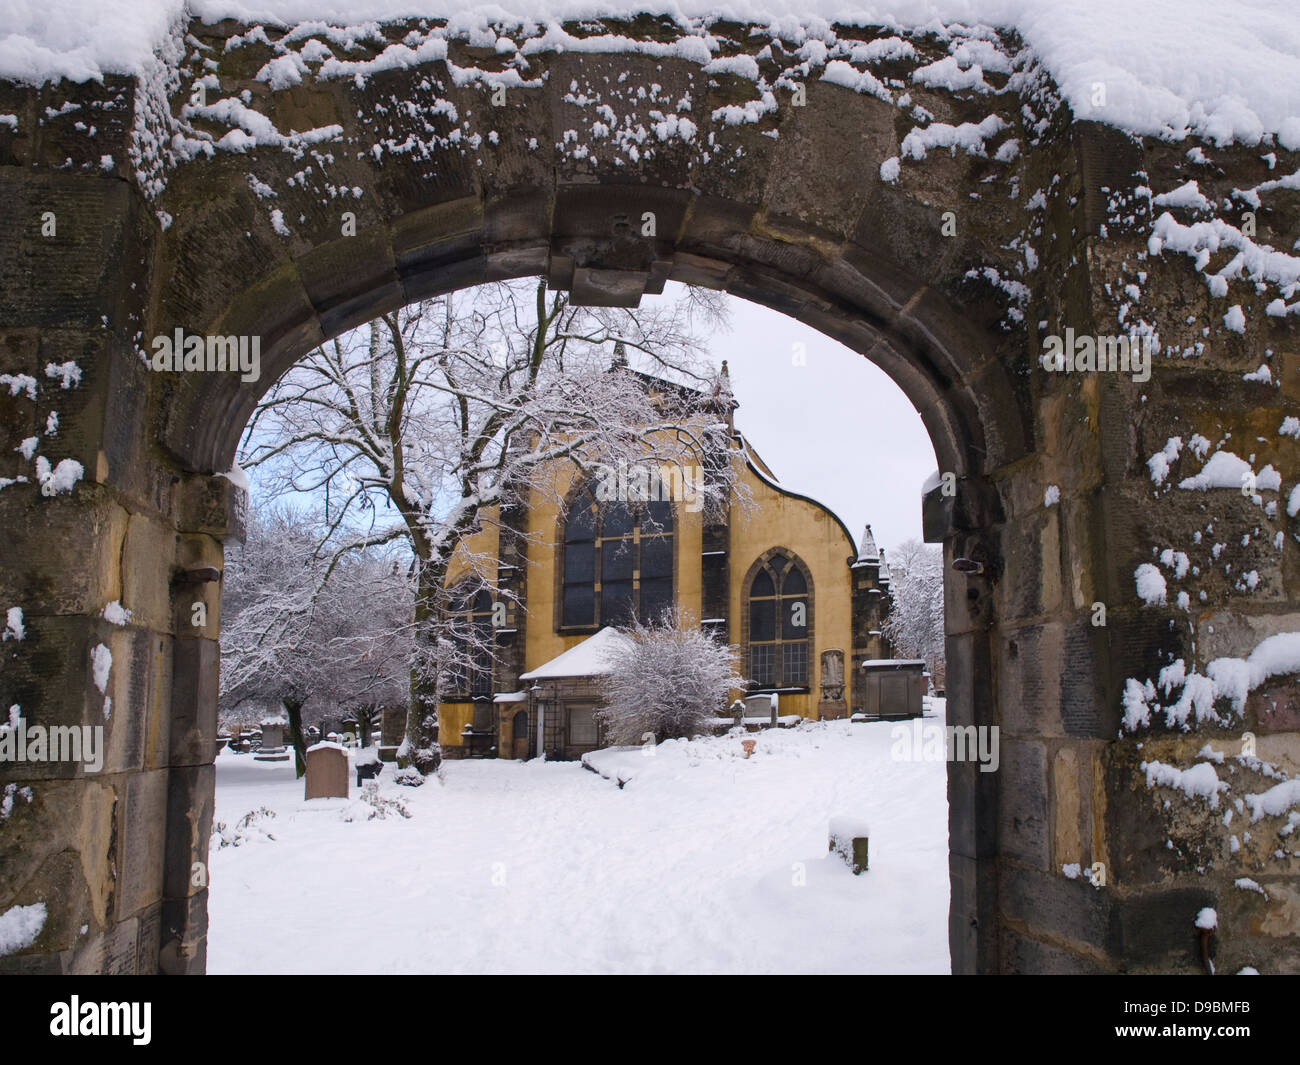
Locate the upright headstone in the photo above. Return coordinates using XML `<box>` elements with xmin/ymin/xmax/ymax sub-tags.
<box><xmin>744</xmin><ymin>693</ymin><xmax>777</xmax><ymax>726</ymax></box>
<box><xmin>380</xmin><ymin>705</ymin><xmax>405</xmax><ymax>747</ymax></box>
<box><xmin>304</xmin><ymin>742</ymin><xmax>349</xmax><ymax>800</ymax></box>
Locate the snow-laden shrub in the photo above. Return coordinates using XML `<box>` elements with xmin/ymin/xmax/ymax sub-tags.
<box><xmin>393</xmin><ymin>767</ymin><xmax>426</xmax><ymax>787</ymax></box>
<box><xmin>340</xmin><ymin>782</ymin><xmax>411</xmax><ymax>821</ymax></box>
<box><xmin>211</xmin><ymin>807</ymin><xmax>277</xmax><ymax>848</ymax></box>
<box><xmin>596</xmin><ymin>613</ymin><xmax>742</xmax><ymax>745</ymax></box>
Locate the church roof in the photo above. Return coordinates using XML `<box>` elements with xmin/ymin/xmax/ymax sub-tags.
<box><xmin>519</xmin><ymin>627</ymin><xmax>634</xmax><ymax>681</ymax></box>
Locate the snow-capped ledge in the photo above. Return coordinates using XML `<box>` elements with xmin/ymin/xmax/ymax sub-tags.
<box><xmin>1123</xmin><ymin>632</ymin><xmax>1300</xmax><ymax>732</ymax></box>
<box><xmin>2</xmin><ymin>2</ymin><xmax>1299</xmax><ymax>148</ymax></box>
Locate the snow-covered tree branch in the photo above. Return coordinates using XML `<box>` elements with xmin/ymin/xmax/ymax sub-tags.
<box><xmin>880</xmin><ymin>539</ymin><xmax>946</xmax><ymax>683</ymax></box>
<box><xmin>219</xmin><ymin>505</ymin><xmax>414</xmax><ymax>774</ymax></box>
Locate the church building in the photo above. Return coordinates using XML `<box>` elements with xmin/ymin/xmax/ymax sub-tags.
<box><xmin>437</xmin><ymin>359</ymin><xmax>895</xmax><ymax>759</ymax></box>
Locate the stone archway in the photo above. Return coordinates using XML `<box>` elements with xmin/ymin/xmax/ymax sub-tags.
<box><xmin>1</xmin><ymin>12</ymin><xmax>1297</xmax><ymax>975</ymax></box>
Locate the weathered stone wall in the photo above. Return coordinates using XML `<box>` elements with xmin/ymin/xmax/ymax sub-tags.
<box><xmin>0</xmin><ymin>13</ymin><xmax>1296</xmax><ymax>973</ymax></box>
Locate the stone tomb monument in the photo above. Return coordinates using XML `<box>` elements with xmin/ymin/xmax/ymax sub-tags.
<box><xmin>817</xmin><ymin>648</ymin><xmax>848</xmax><ymax>720</ymax></box>
<box><xmin>304</xmin><ymin>742</ymin><xmax>349</xmax><ymax>800</ymax></box>
<box><xmin>253</xmin><ymin>716</ymin><xmax>291</xmax><ymax>762</ymax></box>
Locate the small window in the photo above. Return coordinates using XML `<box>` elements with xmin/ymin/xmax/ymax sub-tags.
<box><xmin>567</xmin><ymin>704</ymin><xmax>599</xmax><ymax>747</ymax></box>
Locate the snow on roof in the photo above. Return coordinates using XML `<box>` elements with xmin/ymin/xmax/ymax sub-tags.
<box><xmin>493</xmin><ymin>690</ymin><xmax>529</xmax><ymax>702</ymax></box>
<box><xmin>861</xmin><ymin>658</ymin><xmax>927</xmax><ymax>669</ymax></box>
<box><xmin>1</xmin><ymin>3</ymin><xmax>1298</xmax><ymax>147</ymax></box>
<box><xmin>519</xmin><ymin>627</ymin><xmax>633</xmax><ymax>680</ymax></box>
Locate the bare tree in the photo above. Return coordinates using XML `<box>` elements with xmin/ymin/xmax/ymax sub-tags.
<box><xmin>881</xmin><ymin>538</ymin><xmax>946</xmax><ymax>680</ymax></box>
<box><xmin>219</xmin><ymin>505</ymin><xmax>414</xmax><ymax>774</ymax></box>
<box><xmin>240</xmin><ymin>277</ymin><xmax>736</xmax><ymax>772</ymax></box>
<box><xmin>596</xmin><ymin>612</ymin><xmax>743</xmax><ymax>745</ymax></box>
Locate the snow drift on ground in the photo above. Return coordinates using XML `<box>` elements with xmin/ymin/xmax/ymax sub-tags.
<box><xmin>1</xmin><ymin>1</ymin><xmax>1298</xmax><ymax>146</ymax></box>
<box><xmin>207</xmin><ymin>716</ymin><xmax>950</xmax><ymax>974</ymax></box>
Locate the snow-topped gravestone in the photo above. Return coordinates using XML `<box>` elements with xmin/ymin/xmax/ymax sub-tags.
<box><xmin>304</xmin><ymin>742</ymin><xmax>348</xmax><ymax>801</ymax></box>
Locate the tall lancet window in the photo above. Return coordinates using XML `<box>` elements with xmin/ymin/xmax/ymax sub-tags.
<box><xmin>561</xmin><ymin>479</ymin><xmax>674</xmax><ymax>629</ymax></box>
<box><xmin>745</xmin><ymin>550</ymin><xmax>811</xmax><ymax>687</ymax></box>
<box><xmin>446</xmin><ymin>586</ymin><xmax>495</xmax><ymax>697</ymax></box>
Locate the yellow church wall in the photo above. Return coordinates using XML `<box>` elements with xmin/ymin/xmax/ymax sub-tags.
<box><xmin>728</xmin><ymin>463</ymin><xmax>855</xmax><ymax>721</ymax></box>
<box><xmin>437</xmin><ymin>702</ymin><xmax>473</xmax><ymax>749</ymax></box>
<box><xmin>521</xmin><ymin>456</ymin><xmax>705</xmax><ymax>678</ymax></box>
<box><xmin>437</xmin><ymin>438</ymin><xmax>857</xmax><ymax>745</ymax></box>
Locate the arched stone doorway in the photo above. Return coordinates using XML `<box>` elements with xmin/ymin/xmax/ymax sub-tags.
<box><xmin>1</xmin><ymin>12</ymin><xmax>1296</xmax><ymax>975</ymax></box>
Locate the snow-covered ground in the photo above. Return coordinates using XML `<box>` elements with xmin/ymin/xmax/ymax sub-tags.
<box><xmin>208</xmin><ymin>715</ymin><xmax>950</xmax><ymax>974</ymax></box>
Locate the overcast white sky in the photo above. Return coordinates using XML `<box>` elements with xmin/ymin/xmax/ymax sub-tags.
<box><xmin>656</xmin><ymin>283</ymin><xmax>938</xmax><ymax>560</ymax></box>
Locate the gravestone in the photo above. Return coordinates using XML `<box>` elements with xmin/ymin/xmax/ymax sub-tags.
<box><xmin>304</xmin><ymin>743</ymin><xmax>349</xmax><ymax>800</ymax></box>
<box><xmin>380</xmin><ymin>705</ymin><xmax>405</xmax><ymax>747</ymax></box>
<box><xmin>743</xmin><ymin>693</ymin><xmax>777</xmax><ymax>726</ymax></box>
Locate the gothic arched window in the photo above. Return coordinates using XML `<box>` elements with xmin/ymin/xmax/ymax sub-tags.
<box><xmin>745</xmin><ymin>551</ymin><xmax>811</xmax><ymax>688</ymax></box>
<box><xmin>561</xmin><ymin>482</ymin><xmax>674</xmax><ymax>629</ymax></box>
<box><xmin>447</xmin><ymin>586</ymin><xmax>494</xmax><ymax>698</ymax></box>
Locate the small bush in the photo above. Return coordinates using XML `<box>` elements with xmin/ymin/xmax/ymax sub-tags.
<box><xmin>597</xmin><ymin>613</ymin><xmax>742</xmax><ymax>745</ymax></box>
